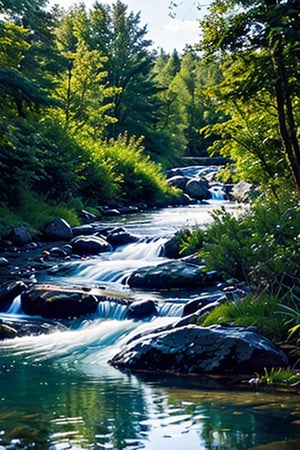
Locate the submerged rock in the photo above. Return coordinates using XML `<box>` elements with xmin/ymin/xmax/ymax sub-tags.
<box><xmin>110</xmin><ymin>324</ymin><xmax>288</xmax><ymax>375</ymax></box>
<box><xmin>0</xmin><ymin>314</ymin><xmax>67</xmax><ymax>339</ymax></box>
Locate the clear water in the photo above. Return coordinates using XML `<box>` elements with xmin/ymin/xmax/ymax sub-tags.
<box><xmin>1</xmin><ymin>202</ymin><xmax>300</xmax><ymax>450</ymax></box>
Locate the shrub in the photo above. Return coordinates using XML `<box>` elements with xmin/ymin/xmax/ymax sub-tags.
<box><xmin>258</xmin><ymin>367</ymin><xmax>300</xmax><ymax>386</ymax></box>
<box><xmin>199</xmin><ymin>292</ymin><xmax>286</xmax><ymax>341</ymax></box>
<box><xmin>181</xmin><ymin>191</ymin><xmax>300</xmax><ymax>292</ymax></box>
<box><xmin>90</xmin><ymin>134</ymin><xmax>180</xmax><ymax>206</ymax></box>
<box><xmin>0</xmin><ymin>190</ymin><xmax>80</xmax><ymax>239</ymax></box>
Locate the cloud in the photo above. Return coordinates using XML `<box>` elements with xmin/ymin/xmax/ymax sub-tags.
<box><xmin>164</xmin><ymin>19</ymin><xmax>199</xmax><ymax>33</ymax></box>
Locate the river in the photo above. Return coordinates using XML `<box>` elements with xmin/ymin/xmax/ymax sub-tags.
<box><xmin>1</xmin><ymin>201</ymin><xmax>300</xmax><ymax>450</ymax></box>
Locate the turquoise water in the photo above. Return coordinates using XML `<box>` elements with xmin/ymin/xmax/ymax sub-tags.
<box><xmin>1</xmin><ymin>202</ymin><xmax>300</xmax><ymax>449</ymax></box>
<box><xmin>1</xmin><ymin>335</ymin><xmax>300</xmax><ymax>449</ymax></box>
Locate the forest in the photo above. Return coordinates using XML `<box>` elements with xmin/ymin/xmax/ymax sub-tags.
<box><xmin>1</xmin><ymin>0</ymin><xmax>298</xmax><ymax>227</ymax></box>
<box><xmin>0</xmin><ymin>0</ymin><xmax>223</xmax><ymax>233</ymax></box>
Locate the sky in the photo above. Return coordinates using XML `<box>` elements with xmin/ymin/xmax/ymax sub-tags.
<box><xmin>48</xmin><ymin>0</ymin><xmax>211</xmax><ymax>53</ymax></box>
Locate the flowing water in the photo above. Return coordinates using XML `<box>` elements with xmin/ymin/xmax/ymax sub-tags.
<box><xmin>1</xmin><ymin>202</ymin><xmax>300</xmax><ymax>450</ymax></box>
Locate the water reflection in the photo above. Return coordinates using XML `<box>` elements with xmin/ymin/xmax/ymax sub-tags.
<box><xmin>1</xmin><ymin>357</ymin><xmax>300</xmax><ymax>449</ymax></box>
<box><xmin>1</xmin><ymin>201</ymin><xmax>300</xmax><ymax>449</ymax></box>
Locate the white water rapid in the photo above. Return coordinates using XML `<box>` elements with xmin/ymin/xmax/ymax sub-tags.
<box><xmin>1</xmin><ymin>200</ymin><xmax>300</xmax><ymax>450</ymax></box>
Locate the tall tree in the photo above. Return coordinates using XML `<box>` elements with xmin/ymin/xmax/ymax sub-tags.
<box><xmin>53</xmin><ymin>4</ymin><xmax>117</xmax><ymax>138</ymax></box>
<box><xmin>200</xmin><ymin>0</ymin><xmax>300</xmax><ymax>189</ymax></box>
<box><xmin>89</xmin><ymin>1</ymin><xmax>158</xmax><ymax>144</ymax></box>
<box><xmin>153</xmin><ymin>50</ymin><xmax>188</xmax><ymax>157</ymax></box>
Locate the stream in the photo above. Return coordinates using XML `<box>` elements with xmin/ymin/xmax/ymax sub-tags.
<box><xmin>1</xmin><ymin>201</ymin><xmax>300</xmax><ymax>450</ymax></box>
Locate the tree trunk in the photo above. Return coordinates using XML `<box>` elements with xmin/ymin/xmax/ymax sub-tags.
<box><xmin>272</xmin><ymin>42</ymin><xmax>300</xmax><ymax>190</ymax></box>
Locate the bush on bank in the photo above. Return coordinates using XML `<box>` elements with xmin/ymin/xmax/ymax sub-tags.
<box><xmin>178</xmin><ymin>190</ymin><xmax>300</xmax><ymax>357</ymax></box>
<box><xmin>0</xmin><ymin>134</ymin><xmax>179</xmax><ymax>238</ymax></box>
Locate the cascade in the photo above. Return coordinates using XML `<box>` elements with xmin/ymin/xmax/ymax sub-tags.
<box><xmin>46</xmin><ymin>236</ymin><xmax>167</xmax><ymax>287</ymax></box>
<box><xmin>97</xmin><ymin>300</ymin><xmax>128</xmax><ymax>320</ymax></box>
<box><xmin>209</xmin><ymin>184</ymin><xmax>226</xmax><ymax>200</ymax></box>
<box><xmin>6</xmin><ymin>295</ymin><xmax>23</xmax><ymax>314</ymax></box>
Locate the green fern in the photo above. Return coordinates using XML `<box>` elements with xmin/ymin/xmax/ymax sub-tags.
<box><xmin>199</xmin><ymin>293</ymin><xmax>286</xmax><ymax>340</ymax></box>
<box><xmin>258</xmin><ymin>367</ymin><xmax>300</xmax><ymax>386</ymax></box>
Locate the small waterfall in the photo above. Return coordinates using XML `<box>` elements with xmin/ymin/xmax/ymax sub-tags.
<box><xmin>209</xmin><ymin>184</ymin><xmax>226</xmax><ymax>200</ymax></box>
<box><xmin>6</xmin><ymin>295</ymin><xmax>23</xmax><ymax>314</ymax></box>
<box><xmin>158</xmin><ymin>302</ymin><xmax>184</xmax><ymax>317</ymax></box>
<box><xmin>111</xmin><ymin>236</ymin><xmax>166</xmax><ymax>260</ymax></box>
<box><xmin>47</xmin><ymin>236</ymin><xmax>167</xmax><ymax>286</ymax></box>
<box><xmin>97</xmin><ymin>300</ymin><xmax>128</xmax><ymax>320</ymax></box>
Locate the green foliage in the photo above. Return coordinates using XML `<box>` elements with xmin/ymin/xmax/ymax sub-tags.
<box><xmin>200</xmin><ymin>0</ymin><xmax>300</xmax><ymax>190</ymax></box>
<box><xmin>278</xmin><ymin>289</ymin><xmax>300</xmax><ymax>346</ymax></box>
<box><xmin>178</xmin><ymin>191</ymin><xmax>300</xmax><ymax>291</ymax></box>
<box><xmin>258</xmin><ymin>367</ymin><xmax>300</xmax><ymax>386</ymax></box>
<box><xmin>15</xmin><ymin>189</ymin><xmax>79</xmax><ymax>230</ymax></box>
<box><xmin>53</xmin><ymin>12</ymin><xmax>117</xmax><ymax>138</ymax></box>
<box><xmin>0</xmin><ymin>190</ymin><xmax>79</xmax><ymax>238</ymax></box>
<box><xmin>199</xmin><ymin>292</ymin><xmax>286</xmax><ymax>341</ymax></box>
<box><xmin>179</xmin><ymin>226</ymin><xmax>205</xmax><ymax>256</ymax></box>
<box><xmin>77</xmin><ymin>147</ymin><xmax>120</xmax><ymax>204</ymax></box>
<box><xmin>89</xmin><ymin>2</ymin><xmax>159</xmax><ymax>147</ymax></box>
<box><xmin>94</xmin><ymin>134</ymin><xmax>179</xmax><ymax>205</ymax></box>
<box><xmin>0</xmin><ymin>206</ymin><xmax>22</xmax><ymax>237</ymax></box>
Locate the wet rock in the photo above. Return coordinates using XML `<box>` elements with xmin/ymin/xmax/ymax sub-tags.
<box><xmin>127</xmin><ymin>299</ymin><xmax>157</xmax><ymax>319</ymax></box>
<box><xmin>0</xmin><ymin>320</ymin><xmax>17</xmax><ymax>339</ymax></box>
<box><xmin>167</xmin><ymin>175</ymin><xmax>189</xmax><ymax>190</ymax></box>
<box><xmin>0</xmin><ymin>257</ymin><xmax>9</xmax><ymax>267</ymax></box>
<box><xmin>71</xmin><ymin>235</ymin><xmax>112</xmax><ymax>256</ymax></box>
<box><xmin>48</xmin><ymin>246</ymin><xmax>70</xmax><ymax>258</ymax></box>
<box><xmin>43</xmin><ymin>218</ymin><xmax>73</xmax><ymax>242</ymax></box>
<box><xmin>125</xmin><ymin>260</ymin><xmax>210</xmax><ymax>290</ymax></box>
<box><xmin>101</xmin><ymin>208</ymin><xmax>121</xmax><ymax>216</ymax></box>
<box><xmin>110</xmin><ymin>324</ymin><xmax>288</xmax><ymax>375</ymax></box>
<box><xmin>72</xmin><ymin>224</ymin><xmax>98</xmax><ymax>236</ymax></box>
<box><xmin>106</xmin><ymin>227</ymin><xmax>139</xmax><ymax>247</ymax></box>
<box><xmin>185</xmin><ymin>178</ymin><xmax>210</xmax><ymax>200</ymax></box>
<box><xmin>80</xmin><ymin>209</ymin><xmax>98</xmax><ymax>221</ymax></box>
<box><xmin>182</xmin><ymin>293</ymin><xmax>226</xmax><ymax>316</ymax></box>
<box><xmin>0</xmin><ymin>315</ymin><xmax>67</xmax><ymax>339</ymax></box>
<box><xmin>9</xmin><ymin>226</ymin><xmax>32</xmax><ymax>245</ymax></box>
<box><xmin>21</xmin><ymin>285</ymin><xmax>99</xmax><ymax>319</ymax></box>
<box><xmin>164</xmin><ymin>231</ymin><xmax>187</xmax><ymax>259</ymax></box>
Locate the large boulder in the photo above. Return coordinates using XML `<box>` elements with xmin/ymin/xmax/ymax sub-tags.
<box><xmin>43</xmin><ymin>218</ymin><xmax>73</xmax><ymax>242</ymax></box>
<box><xmin>110</xmin><ymin>324</ymin><xmax>288</xmax><ymax>375</ymax></box>
<box><xmin>106</xmin><ymin>227</ymin><xmax>139</xmax><ymax>247</ymax></box>
<box><xmin>185</xmin><ymin>178</ymin><xmax>210</xmax><ymax>200</ymax></box>
<box><xmin>9</xmin><ymin>226</ymin><xmax>32</xmax><ymax>245</ymax></box>
<box><xmin>21</xmin><ymin>285</ymin><xmax>99</xmax><ymax>319</ymax></box>
<box><xmin>71</xmin><ymin>235</ymin><xmax>112</xmax><ymax>255</ymax></box>
<box><xmin>125</xmin><ymin>260</ymin><xmax>212</xmax><ymax>290</ymax></box>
